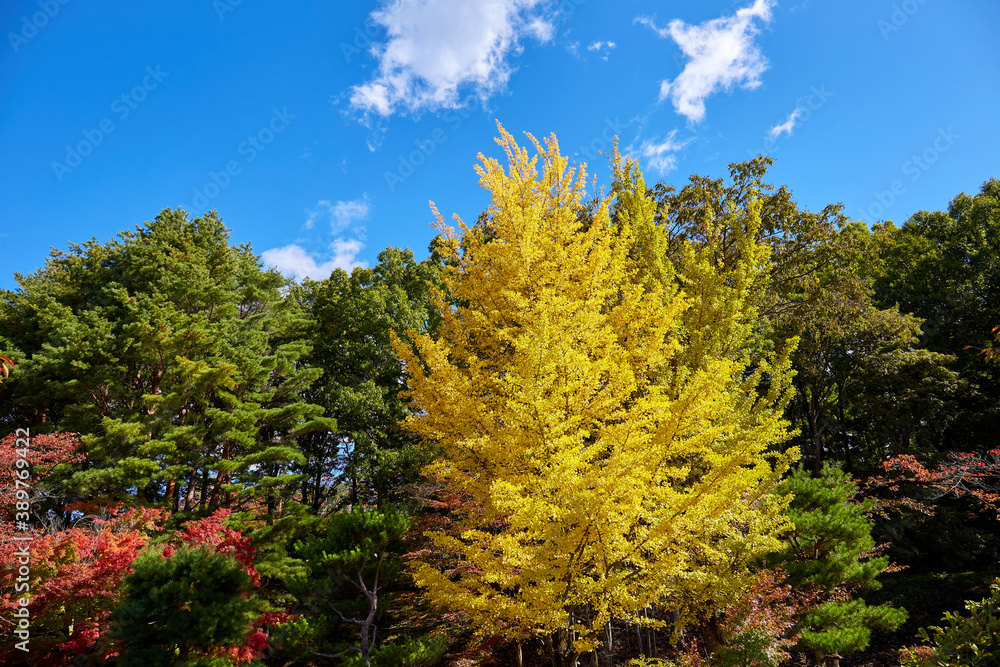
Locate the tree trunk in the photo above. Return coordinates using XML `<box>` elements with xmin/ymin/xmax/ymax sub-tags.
<box><xmin>183</xmin><ymin>467</ymin><xmax>198</xmax><ymax>511</ymax></box>
<box><xmin>810</xmin><ymin>388</ymin><xmax>824</xmax><ymax>475</ymax></box>
<box><xmin>646</xmin><ymin>607</ymin><xmax>656</xmax><ymax>656</ymax></box>
<box><xmin>605</xmin><ymin>621</ymin><xmax>614</xmax><ymax>667</ymax></box>
<box><xmin>199</xmin><ymin>467</ymin><xmax>209</xmax><ymax>511</ymax></box>
<box><xmin>208</xmin><ymin>472</ymin><xmax>228</xmax><ymax>511</ymax></box>
<box><xmin>698</xmin><ymin>611</ymin><xmax>725</xmax><ymax>657</ymax></box>
<box><xmin>553</xmin><ymin>628</ymin><xmax>575</xmax><ymax>667</ymax></box>
<box><xmin>358</xmin><ymin>561</ymin><xmax>381</xmax><ymax>667</ymax></box>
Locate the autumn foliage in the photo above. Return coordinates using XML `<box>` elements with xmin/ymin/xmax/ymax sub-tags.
<box><xmin>0</xmin><ymin>432</ymin><xmax>280</xmax><ymax>665</ymax></box>
<box><xmin>870</xmin><ymin>449</ymin><xmax>1000</xmax><ymax>516</ymax></box>
<box><xmin>395</xmin><ymin>125</ymin><xmax>798</xmax><ymax>661</ymax></box>
<box><xmin>5</xmin><ymin>131</ymin><xmax>997</xmax><ymax>666</ymax></box>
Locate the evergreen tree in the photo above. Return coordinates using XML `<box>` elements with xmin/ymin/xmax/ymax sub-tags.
<box><xmin>768</xmin><ymin>465</ymin><xmax>907</xmax><ymax>665</ymax></box>
<box><xmin>113</xmin><ymin>544</ymin><xmax>261</xmax><ymax>666</ymax></box>
<box><xmin>0</xmin><ymin>209</ymin><xmax>331</xmax><ymax>514</ymax></box>
<box><xmin>293</xmin><ymin>508</ymin><xmax>412</xmax><ymax>666</ymax></box>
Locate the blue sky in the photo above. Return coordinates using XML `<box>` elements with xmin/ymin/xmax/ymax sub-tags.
<box><xmin>2</xmin><ymin>0</ymin><xmax>998</xmax><ymax>288</ymax></box>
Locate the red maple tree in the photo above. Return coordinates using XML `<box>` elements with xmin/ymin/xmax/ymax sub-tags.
<box><xmin>1</xmin><ymin>433</ymin><xmax>290</xmax><ymax>665</ymax></box>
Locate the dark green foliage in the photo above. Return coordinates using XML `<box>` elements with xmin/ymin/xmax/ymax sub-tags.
<box><xmin>293</xmin><ymin>508</ymin><xmax>412</xmax><ymax>664</ymax></box>
<box><xmin>901</xmin><ymin>579</ymin><xmax>1000</xmax><ymax>667</ymax></box>
<box><xmin>765</xmin><ymin>217</ymin><xmax>958</xmax><ymax>475</ymax></box>
<box><xmin>0</xmin><ymin>208</ymin><xmax>331</xmax><ymax>513</ymax></box>
<box><xmin>342</xmin><ymin>634</ymin><xmax>448</xmax><ymax>666</ymax></box>
<box><xmin>874</xmin><ymin>496</ymin><xmax>1000</xmax><ymax>573</ymax></box>
<box><xmin>769</xmin><ymin>465</ymin><xmax>907</xmax><ymax>662</ymax></box>
<box><xmin>112</xmin><ymin>544</ymin><xmax>261</xmax><ymax>666</ymax></box>
<box><xmin>294</xmin><ymin>247</ymin><xmax>439</xmax><ymax>510</ymax></box>
<box><xmin>874</xmin><ymin>178</ymin><xmax>1000</xmax><ymax>453</ymax></box>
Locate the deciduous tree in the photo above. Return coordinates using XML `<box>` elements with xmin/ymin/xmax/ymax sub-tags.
<box><xmin>396</xmin><ymin>126</ymin><xmax>798</xmax><ymax>663</ymax></box>
<box><xmin>294</xmin><ymin>247</ymin><xmax>439</xmax><ymax>510</ymax></box>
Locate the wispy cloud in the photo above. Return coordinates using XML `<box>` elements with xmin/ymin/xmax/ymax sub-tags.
<box><xmin>304</xmin><ymin>197</ymin><xmax>371</xmax><ymax>231</ymax></box>
<box><xmin>526</xmin><ymin>16</ymin><xmax>555</xmax><ymax>42</ymax></box>
<box><xmin>349</xmin><ymin>0</ymin><xmax>556</xmax><ymax>119</ymax></box>
<box><xmin>262</xmin><ymin>197</ymin><xmax>370</xmax><ymax>282</ymax></box>
<box><xmin>639</xmin><ymin>130</ymin><xmax>692</xmax><ymax>173</ymax></box>
<box><xmin>638</xmin><ymin>0</ymin><xmax>775</xmax><ymax>123</ymax></box>
<box><xmin>587</xmin><ymin>40</ymin><xmax>616</xmax><ymax>60</ymax></box>
<box><xmin>769</xmin><ymin>105</ymin><xmax>806</xmax><ymax>138</ymax></box>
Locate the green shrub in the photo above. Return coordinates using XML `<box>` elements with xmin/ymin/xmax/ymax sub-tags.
<box><xmin>342</xmin><ymin>634</ymin><xmax>447</xmax><ymax>666</ymax></box>
<box><xmin>901</xmin><ymin>579</ymin><xmax>1000</xmax><ymax>667</ymax></box>
<box><xmin>112</xmin><ymin>544</ymin><xmax>261</xmax><ymax>666</ymax></box>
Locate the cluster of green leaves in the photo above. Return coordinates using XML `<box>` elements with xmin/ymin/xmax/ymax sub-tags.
<box><xmin>113</xmin><ymin>544</ymin><xmax>261</xmax><ymax>666</ymax></box>
<box><xmin>874</xmin><ymin>179</ymin><xmax>1000</xmax><ymax>453</ymax></box>
<box><xmin>901</xmin><ymin>579</ymin><xmax>1000</xmax><ymax>667</ymax></box>
<box><xmin>291</xmin><ymin>248</ymin><xmax>440</xmax><ymax>511</ymax></box>
<box><xmin>0</xmin><ymin>209</ymin><xmax>330</xmax><ymax>515</ymax></box>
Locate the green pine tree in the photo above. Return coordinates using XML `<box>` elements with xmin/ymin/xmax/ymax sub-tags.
<box><xmin>0</xmin><ymin>209</ymin><xmax>332</xmax><ymax>514</ymax></box>
<box><xmin>113</xmin><ymin>544</ymin><xmax>261</xmax><ymax>666</ymax></box>
<box><xmin>768</xmin><ymin>465</ymin><xmax>907</xmax><ymax>664</ymax></box>
<box><xmin>292</xmin><ymin>508</ymin><xmax>412</xmax><ymax>666</ymax></box>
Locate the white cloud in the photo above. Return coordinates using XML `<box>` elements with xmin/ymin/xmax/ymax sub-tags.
<box><xmin>769</xmin><ymin>105</ymin><xmax>806</xmax><ymax>138</ymax></box>
<box><xmin>262</xmin><ymin>240</ymin><xmax>368</xmax><ymax>282</ymax></box>
<box><xmin>638</xmin><ymin>0</ymin><xmax>775</xmax><ymax>123</ymax></box>
<box><xmin>587</xmin><ymin>40</ymin><xmax>616</xmax><ymax>51</ymax></box>
<box><xmin>639</xmin><ymin>130</ymin><xmax>691</xmax><ymax>173</ymax></box>
<box><xmin>305</xmin><ymin>197</ymin><xmax>371</xmax><ymax>231</ymax></box>
<box><xmin>587</xmin><ymin>40</ymin><xmax>616</xmax><ymax>60</ymax></box>
<box><xmin>330</xmin><ymin>238</ymin><xmax>367</xmax><ymax>268</ymax></box>
<box><xmin>263</xmin><ymin>197</ymin><xmax>370</xmax><ymax>282</ymax></box>
<box><xmin>527</xmin><ymin>17</ymin><xmax>555</xmax><ymax>42</ymax></box>
<box><xmin>349</xmin><ymin>0</ymin><xmax>556</xmax><ymax>118</ymax></box>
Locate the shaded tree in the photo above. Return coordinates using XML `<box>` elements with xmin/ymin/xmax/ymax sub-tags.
<box><xmin>873</xmin><ymin>178</ymin><xmax>1000</xmax><ymax>452</ymax></box>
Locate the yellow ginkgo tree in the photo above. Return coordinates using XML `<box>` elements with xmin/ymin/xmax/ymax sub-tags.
<box><xmin>395</xmin><ymin>125</ymin><xmax>798</xmax><ymax>664</ymax></box>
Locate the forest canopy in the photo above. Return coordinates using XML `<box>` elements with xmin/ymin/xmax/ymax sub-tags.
<box><xmin>2</xmin><ymin>128</ymin><xmax>1000</xmax><ymax>667</ymax></box>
